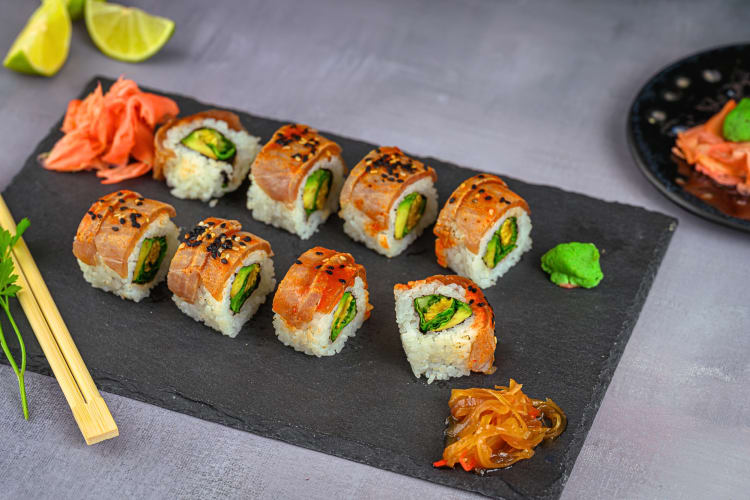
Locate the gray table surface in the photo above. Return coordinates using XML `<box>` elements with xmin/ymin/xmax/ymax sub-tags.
<box><xmin>1</xmin><ymin>0</ymin><xmax>748</xmax><ymax>498</ymax></box>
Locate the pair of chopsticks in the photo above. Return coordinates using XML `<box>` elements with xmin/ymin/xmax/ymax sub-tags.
<box><xmin>0</xmin><ymin>194</ymin><xmax>118</xmax><ymax>445</ymax></box>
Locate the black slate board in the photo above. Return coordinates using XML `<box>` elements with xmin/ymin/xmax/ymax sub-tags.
<box><xmin>2</xmin><ymin>77</ymin><xmax>676</xmax><ymax>499</ymax></box>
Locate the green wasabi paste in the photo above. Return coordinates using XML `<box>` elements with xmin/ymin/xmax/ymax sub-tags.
<box><xmin>722</xmin><ymin>98</ymin><xmax>750</xmax><ymax>142</ymax></box>
<box><xmin>540</xmin><ymin>242</ymin><xmax>603</xmax><ymax>289</ymax></box>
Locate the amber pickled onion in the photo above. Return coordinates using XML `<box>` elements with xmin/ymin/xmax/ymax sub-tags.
<box><xmin>433</xmin><ymin>380</ymin><xmax>566</xmax><ymax>473</ymax></box>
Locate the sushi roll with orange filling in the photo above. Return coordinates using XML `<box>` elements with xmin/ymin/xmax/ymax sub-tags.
<box><xmin>394</xmin><ymin>275</ymin><xmax>496</xmax><ymax>383</ymax></box>
<box><xmin>246</xmin><ymin>124</ymin><xmax>346</xmax><ymax>239</ymax></box>
<box><xmin>272</xmin><ymin>247</ymin><xmax>371</xmax><ymax>356</ymax></box>
<box><xmin>154</xmin><ymin>110</ymin><xmax>261</xmax><ymax>202</ymax></box>
<box><xmin>167</xmin><ymin>218</ymin><xmax>276</xmax><ymax>338</ymax></box>
<box><xmin>339</xmin><ymin>147</ymin><xmax>438</xmax><ymax>257</ymax></box>
<box><xmin>73</xmin><ymin>190</ymin><xmax>179</xmax><ymax>302</ymax></box>
<box><xmin>434</xmin><ymin>174</ymin><xmax>532</xmax><ymax>288</ymax></box>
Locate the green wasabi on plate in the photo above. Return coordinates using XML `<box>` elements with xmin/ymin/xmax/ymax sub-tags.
<box><xmin>723</xmin><ymin>98</ymin><xmax>750</xmax><ymax>142</ymax></box>
<box><xmin>541</xmin><ymin>242</ymin><xmax>603</xmax><ymax>289</ymax></box>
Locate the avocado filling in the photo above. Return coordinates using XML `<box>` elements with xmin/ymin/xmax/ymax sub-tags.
<box><xmin>331</xmin><ymin>292</ymin><xmax>357</xmax><ymax>342</ymax></box>
<box><xmin>394</xmin><ymin>193</ymin><xmax>426</xmax><ymax>240</ymax></box>
<box><xmin>303</xmin><ymin>169</ymin><xmax>332</xmax><ymax>216</ymax></box>
<box><xmin>413</xmin><ymin>294</ymin><xmax>473</xmax><ymax>333</ymax></box>
<box><xmin>229</xmin><ymin>264</ymin><xmax>261</xmax><ymax>314</ymax></box>
<box><xmin>133</xmin><ymin>236</ymin><xmax>168</xmax><ymax>284</ymax></box>
<box><xmin>483</xmin><ymin>217</ymin><xmax>518</xmax><ymax>269</ymax></box>
<box><xmin>181</xmin><ymin>127</ymin><xmax>237</xmax><ymax>162</ymax></box>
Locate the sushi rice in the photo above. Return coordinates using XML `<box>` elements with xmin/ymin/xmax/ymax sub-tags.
<box><xmin>162</xmin><ymin>117</ymin><xmax>260</xmax><ymax>202</ymax></box>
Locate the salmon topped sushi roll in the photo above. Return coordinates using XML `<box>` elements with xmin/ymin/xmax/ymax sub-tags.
<box><xmin>394</xmin><ymin>275</ymin><xmax>497</xmax><ymax>383</ymax></box>
<box><xmin>273</xmin><ymin>247</ymin><xmax>371</xmax><ymax>356</ymax></box>
<box><xmin>339</xmin><ymin>147</ymin><xmax>438</xmax><ymax>257</ymax></box>
<box><xmin>154</xmin><ymin>110</ymin><xmax>261</xmax><ymax>202</ymax></box>
<box><xmin>73</xmin><ymin>190</ymin><xmax>179</xmax><ymax>302</ymax></box>
<box><xmin>167</xmin><ymin>217</ymin><xmax>276</xmax><ymax>338</ymax></box>
<box><xmin>246</xmin><ymin>124</ymin><xmax>346</xmax><ymax>239</ymax></box>
<box><xmin>434</xmin><ymin>174</ymin><xmax>532</xmax><ymax>288</ymax></box>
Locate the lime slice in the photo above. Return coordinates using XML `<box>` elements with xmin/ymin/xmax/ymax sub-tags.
<box><xmin>3</xmin><ymin>0</ymin><xmax>72</xmax><ymax>77</ymax></box>
<box><xmin>85</xmin><ymin>0</ymin><xmax>175</xmax><ymax>63</ymax></box>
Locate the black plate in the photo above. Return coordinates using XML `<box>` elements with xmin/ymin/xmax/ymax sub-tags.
<box><xmin>2</xmin><ymin>77</ymin><xmax>676</xmax><ymax>499</ymax></box>
<box><xmin>627</xmin><ymin>43</ymin><xmax>750</xmax><ymax>233</ymax></box>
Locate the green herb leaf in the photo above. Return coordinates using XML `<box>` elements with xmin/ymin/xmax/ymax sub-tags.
<box><xmin>0</xmin><ymin>219</ymin><xmax>30</xmax><ymax>419</ymax></box>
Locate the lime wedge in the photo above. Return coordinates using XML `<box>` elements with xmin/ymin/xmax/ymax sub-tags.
<box><xmin>67</xmin><ymin>0</ymin><xmax>85</xmax><ymax>20</ymax></box>
<box><xmin>85</xmin><ymin>0</ymin><xmax>175</xmax><ymax>63</ymax></box>
<box><xmin>3</xmin><ymin>0</ymin><xmax>72</xmax><ymax>77</ymax></box>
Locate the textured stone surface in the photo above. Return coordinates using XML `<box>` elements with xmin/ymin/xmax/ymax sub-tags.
<box><xmin>1</xmin><ymin>78</ymin><xmax>674</xmax><ymax>499</ymax></box>
<box><xmin>0</xmin><ymin>1</ymin><xmax>748</xmax><ymax>499</ymax></box>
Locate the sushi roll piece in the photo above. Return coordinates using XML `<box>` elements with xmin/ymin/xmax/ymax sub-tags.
<box><xmin>246</xmin><ymin>124</ymin><xmax>345</xmax><ymax>239</ymax></box>
<box><xmin>394</xmin><ymin>275</ymin><xmax>496</xmax><ymax>383</ymax></box>
<box><xmin>167</xmin><ymin>217</ymin><xmax>276</xmax><ymax>338</ymax></box>
<box><xmin>73</xmin><ymin>190</ymin><xmax>179</xmax><ymax>302</ymax></box>
<box><xmin>339</xmin><ymin>147</ymin><xmax>438</xmax><ymax>257</ymax></box>
<box><xmin>154</xmin><ymin>110</ymin><xmax>261</xmax><ymax>202</ymax></box>
<box><xmin>434</xmin><ymin>174</ymin><xmax>532</xmax><ymax>288</ymax></box>
<box><xmin>272</xmin><ymin>247</ymin><xmax>371</xmax><ymax>356</ymax></box>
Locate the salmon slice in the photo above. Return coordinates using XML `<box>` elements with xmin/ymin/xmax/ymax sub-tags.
<box><xmin>272</xmin><ymin>247</ymin><xmax>370</xmax><ymax>329</ymax></box>
<box><xmin>167</xmin><ymin>217</ymin><xmax>273</xmax><ymax>304</ymax></box>
<box><xmin>43</xmin><ymin>77</ymin><xmax>179</xmax><ymax>184</ymax></box>
<box><xmin>73</xmin><ymin>190</ymin><xmax>177</xmax><ymax>278</ymax></box>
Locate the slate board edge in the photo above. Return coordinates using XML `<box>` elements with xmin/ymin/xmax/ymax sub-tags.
<box><xmin>0</xmin><ymin>75</ymin><xmax>678</xmax><ymax>500</ymax></box>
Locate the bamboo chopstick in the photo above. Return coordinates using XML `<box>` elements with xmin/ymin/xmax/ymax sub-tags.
<box><xmin>0</xmin><ymin>194</ymin><xmax>118</xmax><ymax>445</ymax></box>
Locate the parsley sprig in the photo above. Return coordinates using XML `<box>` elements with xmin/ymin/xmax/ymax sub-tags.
<box><xmin>0</xmin><ymin>218</ymin><xmax>30</xmax><ymax>419</ymax></box>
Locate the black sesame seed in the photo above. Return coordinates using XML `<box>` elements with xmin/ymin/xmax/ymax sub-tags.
<box><xmin>119</xmin><ymin>218</ymin><xmax>125</xmax><ymax>224</ymax></box>
<box><xmin>339</xmin><ymin>265</ymin><xmax>345</xmax><ymax>268</ymax></box>
<box><xmin>485</xmin><ymin>196</ymin><xmax>492</xmax><ymax>201</ymax></box>
<box><xmin>116</xmin><ymin>191</ymin><xmax>123</xmax><ymax>196</ymax></box>
<box><xmin>295</xmin><ymin>260</ymin><xmax>302</xmax><ymax>265</ymax></box>
<box><xmin>477</xmin><ymin>302</ymin><xmax>485</xmax><ymax>307</ymax></box>
<box><xmin>111</xmin><ymin>226</ymin><xmax>119</xmax><ymax>231</ymax></box>
<box><xmin>477</xmin><ymin>174</ymin><xmax>485</xmax><ymax>178</ymax></box>
<box><xmin>220</xmin><ymin>223</ymin><xmax>226</xmax><ymax>228</ymax></box>
<box><xmin>449</xmin><ymin>197</ymin><xmax>456</xmax><ymax>204</ymax></box>
<box><xmin>221</xmin><ymin>258</ymin><xmax>228</xmax><ymax>264</ymax></box>
<box><xmin>207</xmin><ymin>221</ymin><xmax>216</xmax><ymax>226</ymax></box>
<box><xmin>327</xmin><ymin>265</ymin><xmax>334</xmax><ymax>270</ymax></box>
<box><xmin>338</xmin><ymin>279</ymin><xmax>346</xmax><ymax>284</ymax></box>
<box><xmin>315</xmin><ymin>265</ymin><xmax>322</xmax><ymax>269</ymax></box>
<box><xmin>135</xmin><ymin>201</ymin><xmax>143</xmax><ymax>206</ymax></box>
<box><xmin>471</xmin><ymin>184</ymin><xmax>477</xmax><ymax>190</ymax></box>
<box><xmin>315</xmin><ymin>251</ymin><xmax>323</xmax><ymax>255</ymax></box>
<box><xmin>469</xmin><ymin>299</ymin><xmax>474</xmax><ymax>304</ymax></box>
<box><xmin>325</xmin><ymin>270</ymin><xmax>333</xmax><ymax>275</ymax></box>
<box><xmin>478</xmin><ymin>189</ymin><xmax>485</xmax><ymax>193</ymax></box>
<box><xmin>243</xmin><ymin>236</ymin><xmax>251</xmax><ymax>242</ymax></box>
<box><xmin>97</xmin><ymin>214</ymin><xmax>102</xmax><ymax>219</ymax></box>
